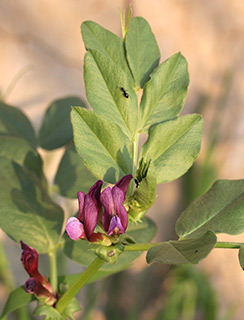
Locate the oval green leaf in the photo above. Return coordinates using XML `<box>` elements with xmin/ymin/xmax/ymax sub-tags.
<box><xmin>125</xmin><ymin>17</ymin><xmax>160</xmax><ymax>88</ymax></box>
<box><xmin>146</xmin><ymin>231</ymin><xmax>217</xmax><ymax>265</ymax></box>
<box><xmin>176</xmin><ymin>179</ymin><xmax>244</xmax><ymax>239</ymax></box>
<box><xmin>63</xmin><ymin>217</ymin><xmax>156</xmax><ymax>272</ymax></box>
<box><xmin>0</xmin><ymin>101</ymin><xmax>37</xmax><ymax>147</ymax></box>
<box><xmin>0</xmin><ymin>157</ymin><xmax>64</xmax><ymax>253</ymax></box>
<box><xmin>39</xmin><ymin>96</ymin><xmax>86</xmax><ymax>150</ymax></box>
<box><xmin>54</xmin><ymin>144</ymin><xmax>97</xmax><ymax>198</ymax></box>
<box><xmin>239</xmin><ymin>247</ymin><xmax>244</xmax><ymax>270</ymax></box>
<box><xmin>81</xmin><ymin>20</ymin><xmax>131</xmax><ymax>74</ymax></box>
<box><xmin>140</xmin><ymin>52</ymin><xmax>189</xmax><ymax>132</ymax></box>
<box><xmin>84</xmin><ymin>50</ymin><xmax>138</xmax><ymax>137</ymax></box>
<box><xmin>140</xmin><ymin>114</ymin><xmax>203</xmax><ymax>184</ymax></box>
<box><xmin>71</xmin><ymin>107</ymin><xmax>132</xmax><ymax>184</ymax></box>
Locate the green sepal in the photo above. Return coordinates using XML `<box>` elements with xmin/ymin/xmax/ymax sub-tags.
<box><xmin>94</xmin><ymin>243</ymin><xmax>124</xmax><ymax>264</ymax></box>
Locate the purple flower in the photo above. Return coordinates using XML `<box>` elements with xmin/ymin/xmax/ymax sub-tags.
<box><xmin>101</xmin><ymin>174</ymin><xmax>132</xmax><ymax>236</ymax></box>
<box><xmin>66</xmin><ymin>180</ymin><xmax>103</xmax><ymax>241</ymax></box>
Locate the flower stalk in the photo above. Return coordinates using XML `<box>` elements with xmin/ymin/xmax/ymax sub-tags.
<box><xmin>55</xmin><ymin>257</ymin><xmax>104</xmax><ymax>313</ymax></box>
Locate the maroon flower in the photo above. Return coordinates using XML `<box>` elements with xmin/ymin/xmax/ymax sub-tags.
<box><xmin>20</xmin><ymin>241</ymin><xmax>56</xmax><ymax>303</ymax></box>
<box><xmin>25</xmin><ymin>278</ymin><xmax>57</xmax><ymax>306</ymax></box>
<box><xmin>101</xmin><ymin>174</ymin><xmax>132</xmax><ymax>236</ymax></box>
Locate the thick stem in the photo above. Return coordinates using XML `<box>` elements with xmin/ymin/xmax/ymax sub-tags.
<box><xmin>48</xmin><ymin>249</ymin><xmax>58</xmax><ymax>293</ymax></box>
<box><xmin>55</xmin><ymin>257</ymin><xmax>104</xmax><ymax>314</ymax></box>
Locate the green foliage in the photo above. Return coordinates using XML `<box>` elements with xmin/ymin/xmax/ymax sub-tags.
<box><xmin>0</xmin><ymin>136</ymin><xmax>44</xmax><ymax>181</ymax></box>
<box><xmin>147</xmin><ymin>231</ymin><xmax>217</xmax><ymax>265</ymax></box>
<box><xmin>0</xmin><ymin>101</ymin><xmax>37</xmax><ymax>147</ymax></box>
<box><xmin>63</xmin><ymin>217</ymin><xmax>156</xmax><ymax>272</ymax></box>
<box><xmin>139</xmin><ymin>52</ymin><xmax>189</xmax><ymax>132</ymax></box>
<box><xmin>0</xmin><ymin>157</ymin><xmax>64</xmax><ymax>253</ymax></box>
<box><xmin>54</xmin><ymin>144</ymin><xmax>97</xmax><ymax>198</ymax></box>
<box><xmin>176</xmin><ymin>179</ymin><xmax>244</xmax><ymax>239</ymax></box>
<box><xmin>83</xmin><ymin>50</ymin><xmax>138</xmax><ymax>137</ymax></box>
<box><xmin>71</xmin><ymin>107</ymin><xmax>133</xmax><ymax>183</ymax></box>
<box><xmin>125</xmin><ymin>17</ymin><xmax>160</xmax><ymax>88</ymax></box>
<box><xmin>39</xmin><ymin>96</ymin><xmax>86</xmax><ymax>150</ymax></box>
<box><xmin>239</xmin><ymin>247</ymin><xmax>244</xmax><ymax>270</ymax></box>
<box><xmin>140</xmin><ymin>114</ymin><xmax>203</xmax><ymax>183</ymax></box>
<box><xmin>0</xmin><ymin>286</ymin><xmax>34</xmax><ymax>319</ymax></box>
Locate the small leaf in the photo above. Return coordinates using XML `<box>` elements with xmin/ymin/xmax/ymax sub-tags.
<box><xmin>54</xmin><ymin>144</ymin><xmax>97</xmax><ymax>198</ymax></box>
<box><xmin>125</xmin><ymin>17</ymin><xmax>160</xmax><ymax>88</ymax></box>
<box><xmin>239</xmin><ymin>247</ymin><xmax>244</xmax><ymax>270</ymax></box>
<box><xmin>0</xmin><ymin>101</ymin><xmax>37</xmax><ymax>147</ymax></box>
<box><xmin>34</xmin><ymin>304</ymin><xmax>63</xmax><ymax>320</ymax></box>
<box><xmin>0</xmin><ymin>157</ymin><xmax>64</xmax><ymax>253</ymax></box>
<box><xmin>63</xmin><ymin>217</ymin><xmax>156</xmax><ymax>272</ymax></box>
<box><xmin>140</xmin><ymin>52</ymin><xmax>189</xmax><ymax>132</ymax></box>
<box><xmin>84</xmin><ymin>50</ymin><xmax>138</xmax><ymax>137</ymax></box>
<box><xmin>81</xmin><ymin>20</ymin><xmax>131</xmax><ymax>74</ymax></box>
<box><xmin>176</xmin><ymin>179</ymin><xmax>244</xmax><ymax>239</ymax></box>
<box><xmin>0</xmin><ymin>286</ymin><xmax>35</xmax><ymax>319</ymax></box>
<box><xmin>146</xmin><ymin>231</ymin><xmax>217</xmax><ymax>265</ymax></box>
<box><xmin>39</xmin><ymin>96</ymin><xmax>86</xmax><ymax>150</ymax></box>
<box><xmin>140</xmin><ymin>114</ymin><xmax>203</xmax><ymax>183</ymax></box>
<box><xmin>71</xmin><ymin>107</ymin><xmax>132</xmax><ymax>183</ymax></box>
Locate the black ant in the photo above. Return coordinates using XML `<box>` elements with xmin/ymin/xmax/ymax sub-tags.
<box><xmin>120</xmin><ymin>87</ymin><xmax>129</xmax><ymax>98</ymax></box>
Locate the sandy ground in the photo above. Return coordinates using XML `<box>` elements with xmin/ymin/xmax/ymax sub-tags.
<box><xmin>1</xmin><ymin>0</ymin><xmax>244</xmax><ymax>319</ymax></box>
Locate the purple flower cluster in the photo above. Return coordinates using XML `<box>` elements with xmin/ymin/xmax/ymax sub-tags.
<box><xmin>66</xmin><ymin>174</ymin><xmax>133</xmax><ymax>243</ymax></box>
<box><xmin>20</xmin><ymin>241</ymin><xmax>57</xmax><ymax>305</ymax></box>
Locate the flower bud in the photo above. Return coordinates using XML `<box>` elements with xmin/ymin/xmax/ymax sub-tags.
<box><xmin>25</xmin><ymin>278</ymin><xmax>57</xmax><ymax>306</ymax></box>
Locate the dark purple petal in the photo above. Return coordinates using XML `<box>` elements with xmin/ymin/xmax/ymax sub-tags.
<box><xmin>112</xmin><ymin>186</ymin><xmax>125</xmax><ymax>209</ymax></box>
<box><xmin>66</xmin><ymin>217</ymin><xmax>85</xmax><ymax>240</ymax></box>
<box><xmin>101</xmin><ymin>187</ymin><xmax>114</xmax><ymax>232</ymax></box>
<box><xmin>77</xmin><ymin>191</ymin><xmax>85</xmax><ymax>221</ymax></box>
<box><xmin>83</xmin><ymin>194</ymin><xmax>98</xmax><ymax>239</ymax></box>
<box><xmin>107</xmin><ymin>216</ymin><xmax>125</xmax><ymax>235</ymax></box>
<box><xmin>88</xmin><ymin>180</ymin><xmax>103</xmax><ymax>206</ymax></box>
<box><xmin>116</xmin><ymin>204</ymin><xmax>128</xmax><ymax>231</ymax></box>
<box><xmin>115</xmin><ymin>174</ymin><xmax>133</xmax><ymax>197</ymax></box>
<box><xmin>100</xmin><ymin>187</ymin><xmax>114</xmax><ymax>216</ymax></box>
<box><xmin>20</xmin><ymin>241</ymin><xmax>39</xmax><ymax>276</ymax></box>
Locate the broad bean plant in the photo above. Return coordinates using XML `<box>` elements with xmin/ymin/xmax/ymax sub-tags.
<box><xmin>1</xmin><ymin>11</ymin><xmax>244</xmax><ymax>320</ymax></box>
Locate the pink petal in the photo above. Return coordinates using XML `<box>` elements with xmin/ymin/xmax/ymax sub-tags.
<box><xmin>66</xmin><ymin>217</ymin><xmax>85</xmax><ymax>240</ymax></box>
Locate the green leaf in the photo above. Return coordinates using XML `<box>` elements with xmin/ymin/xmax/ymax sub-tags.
<box><xmin>239</xmin><ymin>247</ymin><xmax>244</xmax><ymax>270</ymax></box>
<box><xmin>0</xmin><ymin>101</ymin><xmax>37</xmax><ymax>147</ymax></box>
<box><xmin>54</xmin><ymin>144</ymin><xmax>97</xmax><ymax>198</ymax></box>
<box><xmin>0</xmin><ymin>157</ymin><xmax>64</xmax><ymax>253</ymax></box>
<box><xmin>140</xmin><ymin>114</ymin><xmax>203</xmax><ymax>184</ymax></box>
<box><xmin>63</xmin><ymin>217</ymin><xmax>156</xmax><ymax>272</ymax></box>
<box><xmin>125</xmin><ymin>17</ymin><xmax>160</xmax><ymax>88</ymax></box>
<box><xmin>39</xmin><ymin>96</ymin><xmax>86</xmax><ymax>150</ymax></box>
<box><xmin>34</xmin><ymin>304</ymin><xmax>63</xmax><ymax>320</ymax></box>
<box><xmin>71</xmin><ymin>107</ymin><xmax>132</xmax><ymax>184</ymax></box>
<box><xmin>140</xmin><ymin>52</ymin><xmax>189</xmax><ymax>132</ymax></box>
<box><xmin>0</xmin><ymin>136</ymin><xmax>44</xmax><ymax>181</ymax></box>
<box><xmin>176</xmin><ymin>179</ymin><xmax>244</xmax><ymax>239</ymax></box>
<box><xmin>81</xmin><ymin>20</ymin><xmax>131</xmax><ymax>74</ymax></box>
<box><xmin>0</xmin><ymin>286</ymin><xmax>34</xmax><ymax>319</ymax></box>
<box><xmin>84</xmin><ymin>50</ymin><xmax>138</xmax><ymax>137</ymax></box>
<box><xmin>146</xmin><ymin>231</ymin><xmax>217</xmax><ymax>265</ymax></box>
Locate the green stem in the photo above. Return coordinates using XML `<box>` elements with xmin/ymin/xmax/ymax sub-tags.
<box><xmin>124</xmin><ymin>241</ymin><xmax>244</xmax><ymax>252</ymax></box>
<box><xmin>132</xmin><ymin>131</ymin><xmax>139</xmax><ymax>176</ymax></box>
<box><xmin>55</xmin><ymin>257</ymin><xmax>104</xmax><ymax>314</ymax></box>
<box><xmin>48</xmin><ymin>249</ymin><xmax>58</xmax><ymax>293</ymax></box>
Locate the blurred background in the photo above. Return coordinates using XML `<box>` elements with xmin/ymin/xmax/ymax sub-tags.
<box><xmin>1</xmin><ymin>0</ymin><xmax>244</xmax><ymax>319</ymax></box>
